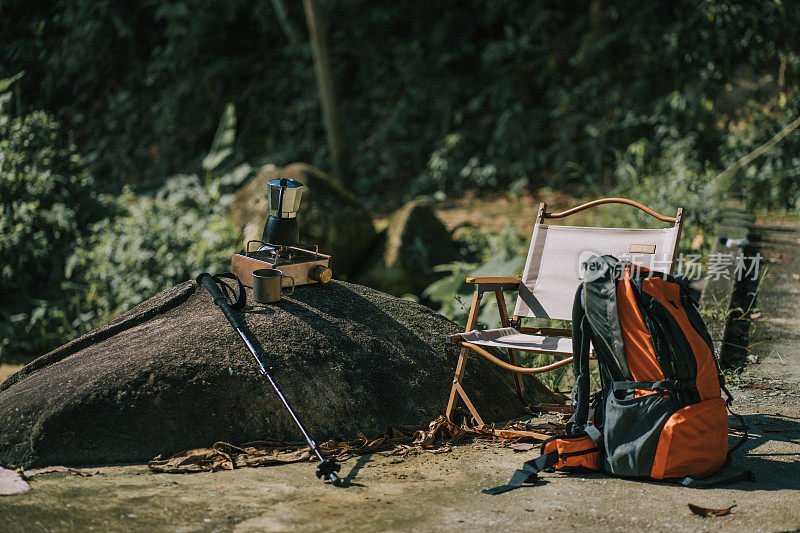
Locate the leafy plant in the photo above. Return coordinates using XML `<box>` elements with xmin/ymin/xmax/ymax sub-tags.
<box><xmin>423</xmin><ymin>223</ymin><xmax>527</xmax><ymax>329</ymax></box>
<box><xmin>0</xmin><ymin>109</ymin><xmax>102</xmax><ymax>361</ymax></box>
<box><xmin>202</xmin><ymin>103</ymin><xmax>237</xmax><ymax>177</ymax></box>
<box><xmin>67</xmin><ymin>165</ymin><xmax>252</xmax><ymax>322</ymax></box>
<box><xmin>0</xmin><ymin>71</ymin><xmax>24</xmax><ymax>112</ymax></box>
<box><xmin>2</xmin><ymin>1</ymin><xmax>798</xmax><ymax>207</ymax></box>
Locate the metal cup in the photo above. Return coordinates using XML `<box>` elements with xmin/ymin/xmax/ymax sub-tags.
<box><xmin>253</xmin><ymin>268</ymin><xmax>295</xmax><ymax>304</ymax></box>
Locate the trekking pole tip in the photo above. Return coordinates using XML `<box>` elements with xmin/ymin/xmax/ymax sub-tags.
<box><xmin>316</xmin><ymin>458</ymin><xmax>343</xmax><ymax>486</ymax></box>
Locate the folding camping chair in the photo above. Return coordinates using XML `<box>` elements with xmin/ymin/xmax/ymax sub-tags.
<box><xmin>445</xmin><ymin>198</ymin><xmax>684</xmax><ymax>438</ymax></box>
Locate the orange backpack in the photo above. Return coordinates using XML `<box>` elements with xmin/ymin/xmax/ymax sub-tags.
<box><xmin>485</xmin><ymin>255</ymin><xmax>751</xmax><ymax>494</ymax></box>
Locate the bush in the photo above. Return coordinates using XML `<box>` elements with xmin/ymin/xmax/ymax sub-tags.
<box><xmin>0</xmin><ymin>92</ymin><xmax>250</xmax><ymax>362</ymax></box>
<box><xmin>0</xmin><ymin>109</ymin><xmax>102</xmax><ymax>361</ymax></box>
<box><xmin>68</xmin><ymin>167</ymin><xmax>251</xmax><ymax>321</ymax></box>
<box><xmin>422</xmin><ymin>223</ymin><xmax>527</xmax><ymax>329</ymax></box>
<box><xmin>610</xmin><ymin>133</ymin><xmax>719</xmax><ymax>246</ymax></box>
<box><xmin>3</xmin><ymin>1</ymin><xmax>798</xmax><ymax>206</ymax></box>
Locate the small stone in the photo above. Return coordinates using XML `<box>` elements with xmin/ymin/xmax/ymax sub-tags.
<box><xmin>0</xmin><ymin>467</ymin><xmax>30</xmax><ymax>495</ymax></box>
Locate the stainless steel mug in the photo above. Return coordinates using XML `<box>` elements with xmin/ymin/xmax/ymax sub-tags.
<box><xmin>253</xmin><ymin>268</ymin><xmax>295</xmax><ymax>303</ymax></box>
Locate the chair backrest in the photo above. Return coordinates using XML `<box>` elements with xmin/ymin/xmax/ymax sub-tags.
<box><xmin>513</xmin><ymin>199</ymin><xmax>683</xmax><ymax>321</ymax></box>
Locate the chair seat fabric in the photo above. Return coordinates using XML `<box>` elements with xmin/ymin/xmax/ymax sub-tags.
<box><xmin>460</xmin><ymin>327</ymin><xmax>573</xmax><ymax>355</ymax></box>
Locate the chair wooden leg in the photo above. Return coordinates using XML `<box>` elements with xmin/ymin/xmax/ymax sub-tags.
<box><xmin>495</xmin><ymin>291</ymin><xmax>567</xmax><ymax>410</ymax></box>
<box><xmin>446</xmin><ymin>286</ymin><xmax>574</xmax><ymax>428</ymax></box>
<box><xmin>453</xmin><ymin>381</ymin><xmax>484</xmax><ymax>427</ymax></box>
<box><xmin>494</xmin><ymin>291</ymin><xmax>532</xmax><ymax>410</ymax></box>
<box><xmin>445</xmin><ymin>345</ymin><xmax>470</xmax><ymax>422</ymax></box>
<box><xmin>445</xmin><ymin>290</ymin><xmax>482</xmax><ymax>425</ymax></box>
<box><xmin>506</xmin><ymin>348</ymin><xmax>533</xmax><ymax>409</ymax></box>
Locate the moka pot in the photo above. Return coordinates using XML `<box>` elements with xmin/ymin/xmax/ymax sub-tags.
<box><xmin>261</xmin><ymin>178</ymin><xmax>304</xmax><ymax>247</ymax></box>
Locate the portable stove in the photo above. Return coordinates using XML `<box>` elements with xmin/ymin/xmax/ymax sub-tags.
<box><xmin>231</xmin><ymin>177</ymin><xmax>333</xmax><ymax>288</ymax></box>
<box><xmin>231</xmin><ymin>240</ymin><xmax>332</xmax><ymax>288</ymax></box>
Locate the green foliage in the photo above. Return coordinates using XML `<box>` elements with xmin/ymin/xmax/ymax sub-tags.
<box><xmin>0</xmin><ymin>97</ymin><xmax>252</xmax><ymax>362</ymax></box>
<box><xmin>0</xmin><ymin>0</ymin><xmax>315</xmax><ymax>186</ymax></box>
<box><xmin>68</xmin><ymin>166</ymin><xmax>251</xmax><ymax>322</ymax></box>
<box><xmin>0</xmin><ymin>109</ymin><xmax>102</xmax><ymax>360</ymax></box>
<box><xmin>0</xmin><ymin>71</ymin><xmax>24</xmax><ymax>94</ymax></box>
<box><xmin>0</xmin><ymin>71</ymin><xmax>24</xmax><ymax>112</ymax></box>
<box><xmin>2</xmin><ymin>1</ymin><xmax>798</xmax><ymax>207</ymax></box>
<box><xmin>723</xmin><ymin>104</ymin><xmax>800</xmax><ymax>212</ymax></box>
<box><xmin>202</xmin><ymin>103</ymin><xmax>237</xmax><ymax>176</ymax></box>
<box><xmin>610</xmin><ymin>133</ymin><xmax>719</xmax><ymax>243</ymax></box>
<box><xmin>423</xmin><ymin>224</ymin><xmax>527</xmax><ymax>329</ymax></box>
<box><xmin>3</xmin><ymin>0</ymin><xmax>800</xmax><ymax>364</ymax></box>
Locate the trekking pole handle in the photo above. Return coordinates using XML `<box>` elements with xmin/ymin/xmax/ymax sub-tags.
<box><xmin>197</xmin><ymin>272</ymin><xmax>241</xmax><ymax>329</ymax></box>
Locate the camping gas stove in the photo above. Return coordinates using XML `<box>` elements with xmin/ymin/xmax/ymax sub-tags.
<box><xmin>231</xmin><ymin>240</ymin><xmax>332</xmax><ymax>288</ymax></box>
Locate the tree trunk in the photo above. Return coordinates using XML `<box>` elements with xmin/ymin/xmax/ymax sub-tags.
<box><xmin>303</xmin><ymin>0</ymin><xmax>346</xmax><ymax>183</ymax></box>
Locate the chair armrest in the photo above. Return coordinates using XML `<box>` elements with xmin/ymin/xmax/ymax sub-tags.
<box><xmin>465</xmin><ymin>276</ymin><xmax>522</xmax><ymax>292</ymax></box>
<box><xmin>446</xmin><ymin>333</ymin><xmax>466</xmax><ymax>344</ymax></box>
<box><xmin>465</xmin><ymin>276</ymin><xmax>522</xmax><ymax>284</ymax></box>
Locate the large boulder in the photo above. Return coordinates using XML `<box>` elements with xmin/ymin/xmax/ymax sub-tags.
<box><xmin>356</xmin><ymin>201</ymin><xmax>459</xmax><ymax>296</ymax></box>
<box><xmin>0</xmin><ymin>280</ymin><xmax>536</xmax><ymax>467</ymax></box>
<box><xmin>231</xmin><ymin>163</ymin><xmax>377</xmax><ymax>277</ymax></box>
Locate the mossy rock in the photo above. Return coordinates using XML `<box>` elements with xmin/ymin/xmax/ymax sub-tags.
<box><xmin>0</xmin><ymin>280</ymin><xmax>536</xmax><ymax>467</ymax></box>
<box><xmin>356</xmin><ymin>201</ymin><xmax>458</xmax><ymax>296</ymax></box>
<box><xmin>231</xmin><ymin>163</ymin><xmax>376</xmax><ymax>276</ymax></box>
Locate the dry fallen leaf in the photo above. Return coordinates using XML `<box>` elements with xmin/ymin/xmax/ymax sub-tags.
<box><xmin>22</xmin><ymin>466</ymin><xmax>69</xmax><ymax>479</ymax></box>
<box><xmin>688</xmin><ymin>503</ymin><xmax>735</xmax><ymax>517</ymax></box>
<box><xmin>511</xmin><ymin>443</ymin><xmax>535</xmax><ymax>452</ymax></box>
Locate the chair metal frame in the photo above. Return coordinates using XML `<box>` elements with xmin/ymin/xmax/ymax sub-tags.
<box><xmin>444</xmin><ymin>198</ymin><xmax>684</xmax><ymax>437</ymax></box>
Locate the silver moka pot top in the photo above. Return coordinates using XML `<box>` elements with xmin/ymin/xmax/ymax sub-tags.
<box><xmin>267</xmin><ymin>178</ymin><xmax>304</xmax><ymax>218</ymax></box>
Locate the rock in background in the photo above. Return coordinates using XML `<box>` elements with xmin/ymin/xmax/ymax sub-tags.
<box><xmin>356</xmin><ymin>201</ymin><xmax>458</xmax><ymax>296</ymax></box>
<box><xmin>232</xmin><ymin>163</ymin><xmax>376</xmax><ymax>277</ymax></box>
<box><xmin>0</xmin><ymin>281</ymin><xmax>536</xmax><ymax>467</ymax></box>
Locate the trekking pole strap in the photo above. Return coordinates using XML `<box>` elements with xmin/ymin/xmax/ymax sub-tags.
<box><xmin>211</xmin><ymin>273</ymin><xmax>246</xmax><ymax>310</ymax></box>
<box><xmin>482</xmin><ymin>452</ymin><xmax>559</xmax><ymax>495</ymax></box>
<box><xmin>197</xmin><ymin>272</ymin><xmax>246</xmax><ymax>328</ymax></box>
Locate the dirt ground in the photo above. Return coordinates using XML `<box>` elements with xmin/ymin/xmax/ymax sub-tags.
<box><xmin>0</xmin><ymin>365</ymin><xmax>22</xmax><ymax>384</ymax></box>
<box><xmin>0</xmin><ymin>368</ymin><xmax>798</xmax><ymax>533</ymax></box>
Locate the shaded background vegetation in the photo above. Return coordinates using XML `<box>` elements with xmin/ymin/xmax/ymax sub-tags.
<box><xmin>1</xmin><ymin>0</ymin><xmax>800</xmax><ymax>362</ymax></box>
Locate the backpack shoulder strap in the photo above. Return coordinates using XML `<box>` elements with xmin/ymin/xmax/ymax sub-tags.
<box><xmin>569</xmin><ymin>284</ymin><xmax>593</xmax><ymax>432</ymax></box>
<box><xmin>482</xmin><ymin>431</ymin><xmax>602</xmax><ymax>495</ymax></box>
<box><xmin>680</xmin><ymin>466</ymin><xmax>755</xmax><ymax>487</ymax></box>
<box><xmin>481</xmin><ymin>452</ymin><xmax>559</xmax><ymax>495</ymax></box>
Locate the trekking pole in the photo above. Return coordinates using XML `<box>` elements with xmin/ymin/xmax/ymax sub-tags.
<box><xmin>196</xmin><ymin>272</ymin><xmax>342</xmax><ymax>486</ymax></box>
